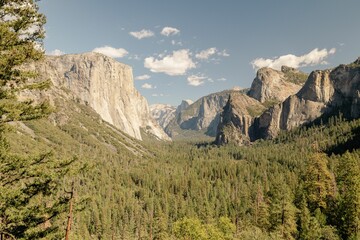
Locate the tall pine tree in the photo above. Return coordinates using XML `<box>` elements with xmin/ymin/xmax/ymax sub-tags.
<box><xmin>0</xmin><ymin>1</ymin><xmax>73</xmax><ymax>239</ymax></box>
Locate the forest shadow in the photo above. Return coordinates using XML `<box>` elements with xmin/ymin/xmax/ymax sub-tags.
<box><xmin>325</xmin><ymin>126</ymin><xmax>360</xmax><ymax>155</ymax></box>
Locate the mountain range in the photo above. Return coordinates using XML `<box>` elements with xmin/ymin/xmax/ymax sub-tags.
<box><xmin>151</xmin><ymin>57</ymin><xmax>360</xmax><ymax>146</ymax></box>
<box><xmin>18</xmin><ymin>53</ymin><xmax>360</xmax><ymax>146</ymax></box>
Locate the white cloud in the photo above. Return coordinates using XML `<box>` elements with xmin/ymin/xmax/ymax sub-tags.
<box><xmin>196</xmin><ymin>47</ymin><xmax>217</xmax><ymax>60</ymax></box>
<box><xmin>217</xmin><ymin>77</ymin><xmax>227</xmax><ymax>81</ymax></box>
<box><xmin>47</xmin><ymin>49</ymin><xmax>65</xmax><ymax>56</ymax></box>
<box><xmin>171</xmin><ymin>40</ymin><xmax>183</xmax><ymax>46</ymax></box>
<box><xmin>152</xmin><ymin>93</ymin><xmax>164</xmax><ymax>97</ymax></box>
<box><xmin>128</xmin><ymin>54</ymin><xmax>141</xmax><ymax>61</ymax></box>
<box><xmin>161</xmin><ymin>27</ymin><xmax>180</xmax><ymax>36</ymax></box>
<box><xmin>251</xmin><ymin>48</ymin><xmax>336</xmax><ymax>70</ymax></box>
<box><xmin>144</xmin><ymin>49</ymin><xmax>195</xmax><ymax>76</ymax></box>
<box><xmin>135</xmin><ymin>74</ymin><xmax>151</xmax><ymax>80</ymax></box>
<box><xmin>92</xmin><ymin>46</ymin><xmax>128</xmax><ymax>58</ymax></box>
<box><xmin>129</xmin><ymin>29</ymin><xmax>154</xmax><ymax>39</ymax></box>
<box><xmin>329</xmin><ymin>48</ymin><xmax>336</xmax><ymax>54</ymax></box>
<box><xmin>218</xmin><ymin>50</ymin><xmax>230</xmax><ymax>57</ymax></box>
<box><xmin>187</xmin><ymin>74</ymin><xmax>207</xmax><ymax>87</ymax></box>
<box><xmin>142</xmin><ymin>83</ymin><xmax>154</xmax><ymax>89</ymax></box>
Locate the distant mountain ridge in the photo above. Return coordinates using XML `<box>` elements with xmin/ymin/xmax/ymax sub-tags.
<box><xmin>151</xmin><ymin>66</ymin><xmax>308</xmax><ymax>142</ymax></box>
<box><xmin>159</xmin><ymin>90</ymin><xmax>245</xmax><ymax>140</ymax></box>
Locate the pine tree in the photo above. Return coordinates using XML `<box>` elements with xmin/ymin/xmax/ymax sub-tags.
<box><xmin>269</xmin><ymin>184</ymin><xmax>297</xmax><ymax>240</ymax></box>
<box><xmin>337</xmin><ymin>152</ymin><xmax>360</xmax><ymax>239</ymax></box>
<box><xmin>303</xmin><ymin>153</ymin><xmax>336</xmax><ymax>212</ymax></box>
<box><xmin>0</xmin><ymin>1</ymin><xmax>73</xmax><ymax>239</ymax></box>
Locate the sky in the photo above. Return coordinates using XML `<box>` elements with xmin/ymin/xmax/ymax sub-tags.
<box><xmin>38</xmin><ymin>0</ymin><xmax>360</xmax><ymax>106</ymax></box>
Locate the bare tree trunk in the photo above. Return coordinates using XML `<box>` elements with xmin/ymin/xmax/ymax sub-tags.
<box><xmin>65</xmin><ymin>181</ymin><xmax>75</xmax><ymax>240</ymax></box>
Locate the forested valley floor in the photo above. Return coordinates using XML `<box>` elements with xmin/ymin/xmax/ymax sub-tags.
<box><xmin>8</xmin><ymin>110</ymin><xmax>360</xmax><ymax>240</ymax></box>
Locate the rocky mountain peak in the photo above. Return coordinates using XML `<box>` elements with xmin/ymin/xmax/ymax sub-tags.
<box><xmin>216</xmin><ymin>57</ymin><xmax>360</xmax><ymax>145</ymax></box>
<box><xmin>248</xmin><ymin>67</ymin><xmax>306</xmax><ymax>104</ymax></box>
<box><xmin>176</xmin><ymin>99</ymin><xmax>193</xmax><ymax>114</ymax></box>
<box><xmin>281</xmin><ymin>65</ymin><xmax>297</xmax><ymax>73</ymax></box>
<box><xmin>354</xmin><ymin>57</ymin><xmax>360</xmax><ymax>65</ymax></box>
<box><xmin>297</xmin><ymin>69</ymin><xmax>334</xmax><ymax>102</ymax></box>
<box><xmin>215</xmin><ymin>92</ymin><xmax>265</xmax><ymax>145</ymax></box>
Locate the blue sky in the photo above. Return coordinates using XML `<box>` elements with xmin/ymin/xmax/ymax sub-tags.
<box><xmin>38</xmin><ymin>0</ymin><xmax>360</xmax><ymax>106</ymax></box>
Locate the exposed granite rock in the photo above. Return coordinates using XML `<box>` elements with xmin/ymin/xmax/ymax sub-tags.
<box><xmin>26</xmin><ymin>52</ymin><xmax>170</xmax><ymax>141</ymax></box>
<box><xmin>216</xmin><ymin>58</ymin><xmax>360</xmax><ymax>145</ymax></box>
<box><xmin>165</xmin><ymin>91</ymin><xmax>233</xmax><ymax>138</ymax></box>
<box><xmin>248</xmin><ymin>66</ymin><xmax>307</xmax><ymax>104</ymax></box>
<box><xmin>215</xmin><ymin>92</ymin><xmax>265</xmax><ymax>145</ymax></box>
<box><xmin>150</xmin><ymin>104</ymin><xmax>176</xmax><ymax>129</ymax></box>
<box><xmin>256</xmin><ymin>58</ymin><xmax>360</xmax><ymax>139</ymax></box>
<box><xmin>176</xmin><ymin>99</ymin><xmax>193</xmax><ymax>115</ymax></box>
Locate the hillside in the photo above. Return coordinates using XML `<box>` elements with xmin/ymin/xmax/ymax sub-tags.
<box><xmin>7</xmin><ymin>106</ymin><xmax>360</xmax><ymax>239</ymax></box>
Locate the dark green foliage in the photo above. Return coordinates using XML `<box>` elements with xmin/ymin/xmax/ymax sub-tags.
<box><xmin>0</xmin><ymin>1</ymin><xmax>75</xmax><ymax>239</ymax></box>
<box><xmin>283</xmin><ymin>70</ymin><xmax>308</xmax><ymax>85</ymax></box>
<box><xmin>0</xmin><ymin>130</ymin><xmax>74</xmax><ymax>239</ymax></box>
<box><xmin>337</xmin><ymin>152</ymin><xmax>360</xmax><ymax>239</ymax></box>
<box><xmin>7</xmin><ymin>104</ymin><xmax>360</xmax><ymax>239</ymax></box>
<box><xmin>303</xmin><ymin>153</ymin><xmax>335</xmax><ymax>212</ymax></box>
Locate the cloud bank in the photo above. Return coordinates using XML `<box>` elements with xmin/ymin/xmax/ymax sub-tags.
<box><xmin>144</xmin><ymin>49</ymin><xmax>195</xmax><ymax>76</ymax></box>
<box><xmin>129</xmin><ymin>29</ymin><xmax>154</xmax><ymax>39</ymax></box>
<box><xmin>251</xmin><ymin>48</ymin><xmax>336</xmax><ymax>70</ymax></box>
<box><xmin>161</xmin><ymin>27</ymin><xmax>180</xmax><ymax>36</ymax></box>
<box><xmin>92</xmin><ymin>46</ymin><xmax>128</xmax><ymax>58</ymax></box>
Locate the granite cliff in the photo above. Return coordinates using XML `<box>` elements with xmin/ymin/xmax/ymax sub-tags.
<box><xmin>164</xmin><ymin>91</ymin><xmax>237</xmax><ymax>139</ymax></box>
<box><xmin>26</xmin><ymin>52</ymin><xmax>170</xmax><ymax>141</ymax></box>
<box><xmin>215</xmin><ymin>92</ymin><xmax>265</xmax><ymax>145</ymax></box>
<box><xmin>256</xmin><ymin>58</ymin><xmax>360</xmax><ymax>139</ymax></box>
<box><xmin>248</xmin><ymin>66</ymin><xmax>307</xmax><ymax>104</ymax></box>
<box><xmin>216</xmin><ymin>58</ymin><xmax>360</xmax><ymax>145</ymax></box>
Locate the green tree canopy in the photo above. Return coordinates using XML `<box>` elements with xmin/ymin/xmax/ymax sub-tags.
<box><xmin>0</xmin><ymin>1</ymin><xmax>73</xmax><ymax>239</ymax></box>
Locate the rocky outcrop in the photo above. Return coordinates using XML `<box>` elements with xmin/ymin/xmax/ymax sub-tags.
<box><xmin>256</xmin><ymin>58</ymin><xmax>360</xmax><ymax>139</ymax></box>
<box><xmin>215</xmin><ymin>58</ymin><xmax>360</xmax><ymax>145</ymax></box>
<box><xmin>27</xmin><ymin>52</ymin><xmax>170</xmax><ymax>141</ymax></box>
<box><xmin>248</xmin><ymin>66</ymin><xmax>307</xmax><ymax>104</ymax></box>
<box><xmin>215</xmin><ymin>92</ymin><xmax>265</xmax><ymax>145</ymax></box>
<box><xmin>165</xmin><ymin>91</ymin><xmax>233</xmax><ymax>138</ymax></box>
<box><xmin>150</xmin><ymin>104</ymin><xmax>176</xmax><ymax>129</ymax></box>
<box><xmin>176</xmin><ymin>100</ymin><xmax>193</xmax><ymax>115</ymax></box>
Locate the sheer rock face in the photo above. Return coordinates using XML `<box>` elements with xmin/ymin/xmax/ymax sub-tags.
<box><xmin>248</xmin><ymin>67</ymin><xmax>305</xmax><ymax>103</ymax></box>
<box><xmin>256</xmin><ymin>59</ymin><xmax>360</xmax><ymax>139</ymax></box>
<box><xmin>215</xmin><ymin>93</ymin><xmax>265</xmax><ymax>145</ymax></box>
<box><xmin>215</xmin><ymin>58</ymin><xmax>360</xmax><ymax>145</ymax></box>
<box><xmin>29</xmin><ymin>52</ymin><xmax>170</xmax><ymax>141</ymax></box>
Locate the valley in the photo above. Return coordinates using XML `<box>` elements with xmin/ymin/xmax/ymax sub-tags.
<box><xmin>5</xmin><ymin>53</ymin><xmax>360</xmax><ymax>239</ymax></box>
<box><xmin>1</xmin><ymin>1</ymin><xmax>360</xmax><ymax>240</ymax></box>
